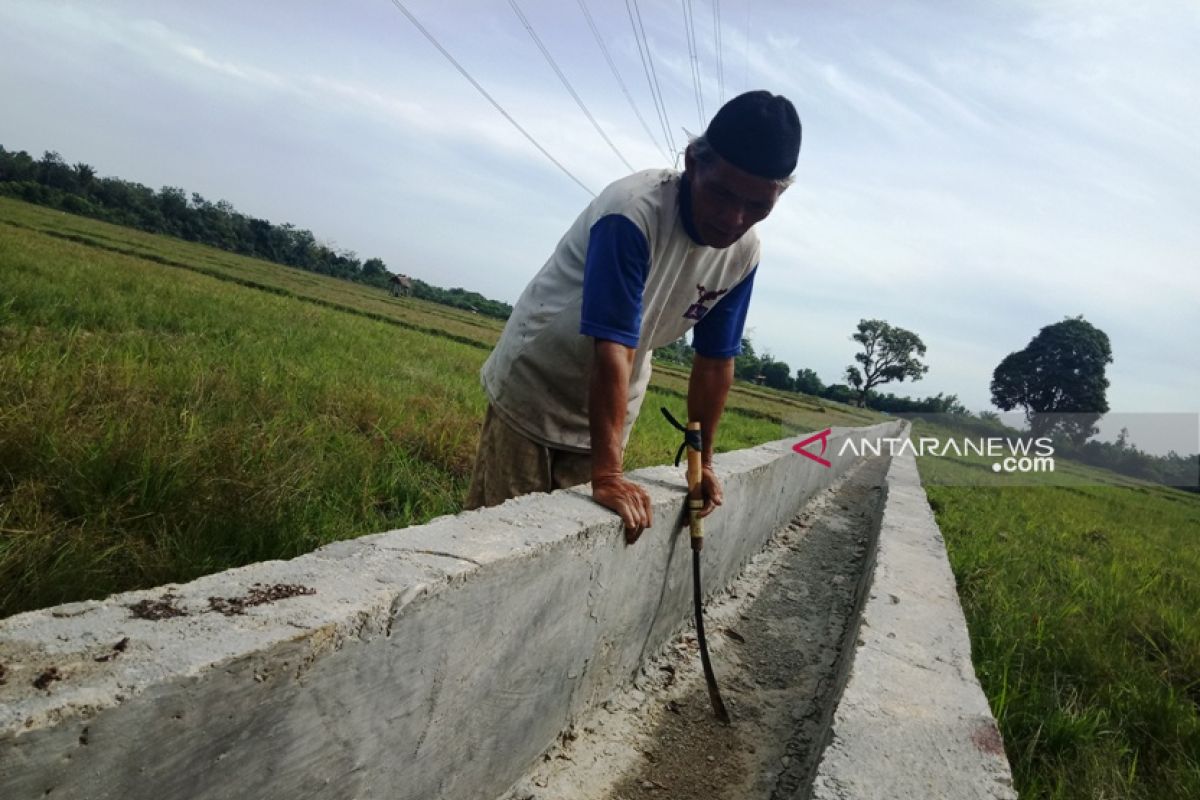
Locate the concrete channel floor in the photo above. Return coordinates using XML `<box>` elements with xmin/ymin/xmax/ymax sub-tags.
<box><xmin>500</xmin><ymin>455</ymin><xmax>891</xmax><ymax>800</ymax></box>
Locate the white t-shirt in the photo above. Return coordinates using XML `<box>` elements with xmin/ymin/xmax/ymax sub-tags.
<box><xmin>481</xmin><ymin>169</ymin><xmax>760</xmax><ymax>452</ymax></box>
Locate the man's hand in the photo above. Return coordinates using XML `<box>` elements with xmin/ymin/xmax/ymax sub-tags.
<box><xmin>589</xmin><ymin>339</ymin><xmax>651</xmax><ymax>544</ymax></box>
<box><xmin>592</xmin><ymin>473</ymin><xmax>653</xmax><ymax>544</ymax></box>
<box><xmin>698</xmin><ymin>463</ymin><xmax>723</xmax><ymax>518</ymax></box>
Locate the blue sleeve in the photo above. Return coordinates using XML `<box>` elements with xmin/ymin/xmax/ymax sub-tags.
<box><xmin>691</xmin><ymin>266</ymin><xmax>756</xmax><ymax>358</ymax></box>
<box><xmin>580</xmin><ymin>214</ymin><xmax>650</xmax><ymax>348</ymax></box>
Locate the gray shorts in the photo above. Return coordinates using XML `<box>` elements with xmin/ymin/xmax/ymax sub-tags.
<box><xmin>464</xmin><ymin>405</ymin><xmax>593</xmax><ymax>510</ymax></box>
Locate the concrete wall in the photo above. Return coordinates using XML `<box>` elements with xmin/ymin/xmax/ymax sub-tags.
<box><xmin>0</xmin><ymin>422</ymin><xmax>901</xmax><ymax>800</ymax></box>
<box><xmin>809</xmin><ymin>448</ymin><xmax>1018</xmax><ymax>799</ymax></box>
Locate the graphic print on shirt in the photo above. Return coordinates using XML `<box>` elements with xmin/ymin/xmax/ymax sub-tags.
<box><xmin>683</xmin><ymin>283</ymin><xmax>729</xmax><ymax>321</ymax></box>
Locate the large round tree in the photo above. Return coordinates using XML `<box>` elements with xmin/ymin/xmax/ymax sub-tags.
<box><xmin>844</xmin><ymin>319</ymin><xmax>929</xmax><ymax>408</ymax></box>
<box><xmin>990</xmin><ymin>316</ymin><xmax>1113</xmax><ymax>443</ymax></box>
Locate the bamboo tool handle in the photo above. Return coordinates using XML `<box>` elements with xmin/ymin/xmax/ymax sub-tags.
<box><xmin>686</xmin><ymin>421</ymin><xmax>704</xmax><ymax>551</ymax></box>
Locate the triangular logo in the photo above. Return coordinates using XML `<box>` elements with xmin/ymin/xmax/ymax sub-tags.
<box><xmin>792</xmin><ymin>428</ymin><xmax>833</xmax><ymax>468</ymax></box>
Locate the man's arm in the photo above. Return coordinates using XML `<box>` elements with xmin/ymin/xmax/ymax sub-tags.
<box><xmin>578</xmin><ymin>214</ymin><xmax>653</xmax><ymax>542</ymax></box>
<box><xmin>687</xmin><ymin>265</ymin><xmax>756</xmax><ymax>518</ymax></box>
<box><xmin>687</xmin><ymin>353</ymin><xmax>734</xmax><ymax>517</ymax></box>
<box><xmin>589</xmin><ymin>339</ymin><xmax>654</xmax><ymax>541</ymax></box>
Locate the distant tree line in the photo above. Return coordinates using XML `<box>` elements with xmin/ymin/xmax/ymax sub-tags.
<box><xmin>1057</xmin><ymin>430</ymin><xmax>1197</xmax><ymax>491</ymax></box>
<box><xmin>0</xmin><ymin>146</ymin><xmax>513</xmax><ymax>320</ymax></box>
<box><xmin>406</xmin><ymin>282</ymin><xmax>512</xmax><ymax>319</ymax></box>
<box><xmin>657</xmin><ymin>322</ymin><xmax>1195</xmax><ymax>491</ymax></box>
<box><xmin>654</xmin><ymin>334</ymin><xmax>965</xmax><ymax>414</ymax></box>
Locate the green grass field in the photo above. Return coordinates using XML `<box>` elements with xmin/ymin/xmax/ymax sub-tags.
<box><xmin>916</xmin><ymin>421</ymin><xmax>1200</xmax><ymax>799</ymax></box>
<box><xmin>5</xmin><ymin>197</ymin><xmax>1196</xmax><ymax>797</ymax></box>
<box><xmin>0</xmin><ymin>197</ymin><xmax>875</xmax><ymax>618</ymax></box>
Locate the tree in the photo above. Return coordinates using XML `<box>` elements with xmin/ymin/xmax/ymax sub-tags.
<box><xmin>990</xmin><ymin>316</ymin><xmax>1112</xmax><ymax>443</ymax></box>
<box><xmin>361</xmin><ymin>257</ymin><xmax>389</xmax><ymax>284</ymax></box>
<box><xmin>760</xmin><ymin>358</ymin><xmax>793</xmax><ymax>391</ymax></box>
<box><xmin>844</xmin><ymin>319</ymin><xmax>928</xmax><ymax>407</ymax></box>
<box><xmin>794</xmin><ymin>368</ymin><xmax>824</xmax><ymax>397</ymax></box>
<box><xmin>821</xmin><ymin>383</ymin><xmax>856</xmax><ymax>405</ymax></box>
<box><xmin>37</xmin><ymin>150</ymin><xmax>76</xmax><ymax>192</ymax></box>
<box><xmin>0</xmin><ymin>146</ymin><xmax>38</xmax><ymax>182</ymax></box>
<box><xmin>1116</xmin><ymin>426</ymin><xmax>1131</xmax><ymax>449</ymax></box>
<box><xmin>157</xmin><ymin>185</ymin><xmax>189</xmax><ymax>234</ymax></box>
<box><xmin>654</xmin><ymin>337</ymin><xmax>693</xmax><ymax>366</ymax></box>
<box><xmin>73</xmin><ymin>162</ymin><xmax>96</xmax><ymax>192</ymax></box>
<box><xmin>733</xmin><ymin>336</ymin><xmax>760</xmax><ymax>381</ymax></box>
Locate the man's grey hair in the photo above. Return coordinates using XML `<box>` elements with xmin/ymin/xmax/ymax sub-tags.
<box><xmin>687</xmin><ymin>133</ymin><xmax>795</xmax><ymax>189</ymax></box>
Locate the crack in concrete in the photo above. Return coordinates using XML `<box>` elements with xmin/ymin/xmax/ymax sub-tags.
<box><xmin>414</xmin><ymin>652</ymin><xmax>448</xmax><ymax>758</ymax></box>
<box><xmin>397</xmin><ymin>548</ymin><xmax>483</xmax><ymax>567</ymax></box>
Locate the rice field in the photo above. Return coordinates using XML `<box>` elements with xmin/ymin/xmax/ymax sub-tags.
<box><xmin>917</xmin><ymin>419</ymin><xmax>1200</xmax><ymax>799</ymax></box>
<box><xmin>0</xmin><ymin>197</ymin><xmax>872</xmax><ymax>618</ymax></box>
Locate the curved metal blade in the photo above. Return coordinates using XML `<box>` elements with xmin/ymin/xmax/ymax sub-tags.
<box><xmin>693</xmin><ymin>550</ymin><xmax>732</xmax><ymax>725</ymax></box>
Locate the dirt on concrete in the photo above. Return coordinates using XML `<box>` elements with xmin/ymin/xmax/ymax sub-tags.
<box><xmin>207</xmin><ymin>582</ymin><xmax>316</xmax><ymax>616</ymax></box>
<box><xmin>502</xmin><ymin>455</ymin><xmax>890</xmax><ymax>800</ymax></box>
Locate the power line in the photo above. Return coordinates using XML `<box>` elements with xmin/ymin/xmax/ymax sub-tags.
<box><xmin>625</xmin><ymin>0</ymin><xmax>676</xmax><ymax>158</ymax></box>
<box><xmin>576</xmin><ymin>0</ymin><xmax>671</xmax><ymax>162</ymax></box>
<box><xmin>682</xmin><ymin>0</ymin><xmax>705</xmax><ymax>129</ymax></box>
<box><xmin>742</xmin><ymin>0</ymin><xmax>752</xmax><ymax>94</ymax></box>
<box><xmin>712</xmin><ymin>0</ymin><xmax>724</xmax><ymax>105</ymax></box>
<box><xmin>507</xmin><ymin>0</ymin><xmax>634</xmax><ymax>173</ymax></box>
<box><xmin>386</xmin><ymin>0</ymin><xmax>595</xmax><ymax>197</ymax></box>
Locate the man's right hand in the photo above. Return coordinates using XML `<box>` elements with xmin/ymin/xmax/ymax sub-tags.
<box><xmin>591</xmin><ymin>473</ymin><xmax>653</xmax><ymax>544</ymax></box>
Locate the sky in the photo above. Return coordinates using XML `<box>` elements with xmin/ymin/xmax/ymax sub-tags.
<box><xmin>1</xmin><ymin>0</ymin><xmax>1197</xmax><ymax>455</ymax></box>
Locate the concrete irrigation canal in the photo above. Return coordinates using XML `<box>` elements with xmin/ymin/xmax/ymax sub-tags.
<box><xmin>506</xmin><ymin>455</ymin><xmax>890</xmax><ymax>800</ymax></box>
<box><xmin>0</xmin><ymin>423</ymin><xmax>1016</xmax><ymax>799</ymax></box>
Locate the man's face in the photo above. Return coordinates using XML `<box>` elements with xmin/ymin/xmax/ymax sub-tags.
<box><xmin>685</xmin><ymin>149</ymin><xmax>784</xmax><ymax>249</ymax></box>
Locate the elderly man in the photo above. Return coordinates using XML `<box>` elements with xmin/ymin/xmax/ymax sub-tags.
<box><xmin>466</xmin><ymin>90</ymin><xmax>801</xmax><ymax>542</ymax></box>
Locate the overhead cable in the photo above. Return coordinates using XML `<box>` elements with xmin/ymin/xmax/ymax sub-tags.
<box><xmin>507</xmin><ymin>0</ymin><xmax>634</xmax><ymax>173</ymax></box>
<box><xmin>386</xmin><ymin>0</ymin><xmax>595</xmax><ymax>197</ymax></box>
<box><xmin>742</xmin><ymin>0</ymin><xmax>752</xmax><ymax>93</ymax></box>
<box><xmin>576</xmin><ymin>0</ymin><xmax>672</xmax><ymax>162</ymax></box>
<box><xmin>712</xmin><ymin>0</ymin><xmax>724</xmax><ymax>104</ymax></box>
<box><xmin>625</xmin><ymin>0</ymin><xmax>676</xmax><ymax>158</ymax></box>
<box><xmin>682</xmin><ymin>0</ymin><xmax>705</xmax><ymax>129</ymax></box>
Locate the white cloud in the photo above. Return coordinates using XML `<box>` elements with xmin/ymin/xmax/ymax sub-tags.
<box><xmin>166</xmin><ymin>41</ymin><xmax>288</xmax><ymax>90</ymax></box>
<box><xmin>864</xmin><ymin>49</ymin><xmax>996</xmax><ymax>134</ymax></box>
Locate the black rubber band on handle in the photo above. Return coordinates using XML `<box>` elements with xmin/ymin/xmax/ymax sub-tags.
<box><xmin>660</xmin><ymin>407</ymin><xmax>702</xmax><ymax>466</ymax></box>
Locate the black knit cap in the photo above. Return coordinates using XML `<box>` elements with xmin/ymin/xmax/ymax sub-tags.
<box><xmin>704</xmin><ymin>90</ymin><xmax>801</xmax><ymax>179</ymax></box>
